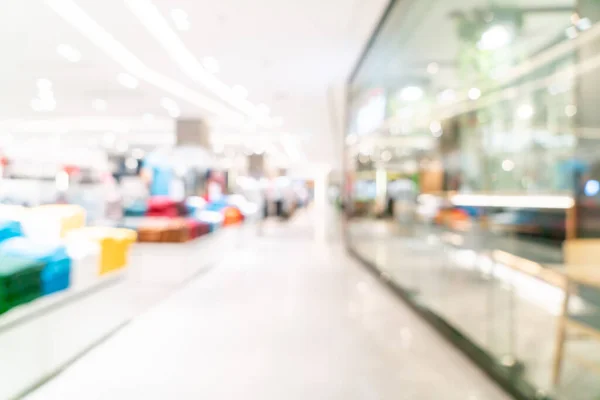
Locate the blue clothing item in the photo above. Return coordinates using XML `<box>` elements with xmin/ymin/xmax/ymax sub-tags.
<box><xmin>150</xmin><ymin>167</ymin><xmax>172</xmax><ymax>196</ymax></box>
<box><xmin>556</xmin><ymin>158</ymin><xmax>589</xmax><ymax>191</ymax></box>
<box><xmin>205</xmin><ymin>200</ymin><xmax>228</xmax><ymax>212</ymax></box>
<box><xmin>124</xmin><ymin>200</ymin><xmax>148</xmax><ymax>217</ymax></box>
<box><xmin>0</xmin><ymin>220</ymin><xmax>22</xmax><ymax>243</ymax></box>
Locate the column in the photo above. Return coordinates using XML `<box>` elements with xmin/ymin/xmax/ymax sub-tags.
<box><xmin>176</xmin><ymin>119</ymin><xmax>211</xmax><ymax>148</ymax></box>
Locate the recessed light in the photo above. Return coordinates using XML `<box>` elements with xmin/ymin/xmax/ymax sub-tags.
<box><xmin>502</xmin><ymin>159</ymin><xmax>515</xmax><ymax>172</ymax></box>
<box><xmin>143</xmin><ymin>113</ymin><xmax>155</xmax><ymax>123</ymax></box>
<box><xmin>202</xmin><ymin>57</ymin><xmax>219</xmax><ymax>74</ymax></box>
<box><xmin>117</xmin><ymin>72</ymin><xmax>139</xmax><ymax>89</ymax></box>
<box><xmin>92</xmin><ymin>98</ymin><xmax>107</xmax><ymax>111</ymax></box>
<box><xmin>516</xmin><ymin>104</ymin><xmax>534</xmax><ymax>120</ymax></box>
<box><xmin>56</xmin><ymin>44</ymin><xmax>81</xmax><ymax>62</ymax></box>
<box><xmin>468</xmin><ymin>87</ymin><xmax>481</xmax><ymax>100</ymax></box>
<box><xmin>399</xmin><ymin>86</ymin><xmax>423</xmax><ymax>102</ymax></box>
<box><xmin>426</xmin><ymin>62</ymin><xmax>439</xmax><ymax>74</ymax></box>
<box><xmin>477</xmin><ymin>25</ymin><xmax>512</xmax><ymax>50</ymax></box>
<box><xmin>429</xmin><ymin>121</ymin><xmax>442</xmax><ymax>136</ymax></box>
<box><xmin>232</xmin><ymin>85</ymin><xmax>248</xmax><ymax>98</ymax></box>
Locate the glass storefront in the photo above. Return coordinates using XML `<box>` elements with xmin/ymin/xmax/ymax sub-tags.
<box><xmin>344</xmin><ymin>0</ymin><xmax>600</xmax><ymax>398</ymax></box>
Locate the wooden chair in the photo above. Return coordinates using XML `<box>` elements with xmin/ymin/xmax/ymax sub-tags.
<box><xmin>553</xmin><ymin>239</ymin><xmax>600</xmax><ymax>385</ymax></box>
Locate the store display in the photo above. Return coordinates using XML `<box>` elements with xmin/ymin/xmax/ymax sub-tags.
<box><xmin>0</xmin><ymin>238</ymin><xmax>72</xmax><ymax>295</ymax></box>
<box><xmin>0</xmin><ymin>256</ymin><xmax>45</xmax><ymax>315</ymax></box>
<box><xmin>22</xmin><ymin>204</ymin><xmax>86</xmax><ymax>242</ymax></box>
<box><xmin>68</xmin><ymin>227</ymin><xmax>137</xmax><ymax>275</ymax></box>
<box><xmin>223</xmin><ymin>206</ymin><xmax>244</xmax><ymax>226</ymax></box>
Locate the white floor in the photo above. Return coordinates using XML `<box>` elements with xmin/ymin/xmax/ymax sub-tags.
<box><xmin>24</xmin><ymin>211</ymin><xmax>510</xmax><ymax>400</ymax></box>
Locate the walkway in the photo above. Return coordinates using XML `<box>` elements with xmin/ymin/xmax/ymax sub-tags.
<box><xmin>26</xmin><ymin>211</ymin><xmax>510</xmax><ymax>400</ymax></box>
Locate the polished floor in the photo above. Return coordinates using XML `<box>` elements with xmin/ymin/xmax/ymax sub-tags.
<box><xmin>348</xmin><ymin>219</ymin><xmax>600</xmax><ymax>400</ymax></box>
<box><xmin>25</xmin><ymin>211</ymin><xmax>510</xmax><ymax>400</ymax></box>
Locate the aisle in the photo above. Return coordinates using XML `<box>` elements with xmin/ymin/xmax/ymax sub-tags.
<box><xmin>25</xmin><ymin>212</ymin><xmax>510</xmax><ymax>400</ymax></box>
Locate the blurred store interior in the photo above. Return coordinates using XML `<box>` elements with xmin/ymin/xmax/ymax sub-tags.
<box><xmin>2</xmin><ymin>0</ymin><xmax>600</xmax><ymax>399</ymax></box>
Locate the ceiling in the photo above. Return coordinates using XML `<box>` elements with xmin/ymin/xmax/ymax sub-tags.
<box><xmin>0</xmin><ymin>0</ymin><xmax>389</xmax><ymax>166</ymax></box>
<box><xmin>352</xmin><ymin>0</ymin><xmax>575</xmax><ymax>93</ymax></box>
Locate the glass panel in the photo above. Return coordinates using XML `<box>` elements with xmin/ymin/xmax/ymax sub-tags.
<box><xmin>343</xmin><ymin>0</ymin><xmax>600</xmax><ymax>398</ymax></box>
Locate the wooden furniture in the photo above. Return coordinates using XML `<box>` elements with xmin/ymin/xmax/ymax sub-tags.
<box><xmin>552</xmin><ymin>239</ymin><xmax>600</xmax><ymax>385</ymax></box>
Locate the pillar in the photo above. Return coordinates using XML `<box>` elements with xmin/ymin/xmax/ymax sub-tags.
<box><xmin>176</xmin><ymin>119</ymin><xmax>211</xmax><ymax>148</ymax></box>
<box><xmin>574</xmin><ymin>1</ymin><xmax>600</xmax><ymax>237</ymax></box>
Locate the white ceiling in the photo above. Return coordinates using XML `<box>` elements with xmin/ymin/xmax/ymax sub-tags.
<box><xmin>0</xmin><ymin>0</ymin><xmax>389</xmax><ymax>166</ymax></box>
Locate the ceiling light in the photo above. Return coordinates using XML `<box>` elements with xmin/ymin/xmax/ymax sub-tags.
<box><xmin>56</xmin><ymin>44</ymin><xmax>81</xmax><ymax>62</ymax></box>
<box><xmin>170</xmin><ymin>8</ymin><xmax>190</xmax><ymax>31</ymax></box>
<box><xmin>132</xmin><ymin>148</ymin><xmax>145</xmax><ymax>159</ymax></box>
<box><xmin>437</xmin><ymin>89</ymin><xmax>456</xmax><ymax>104</ymax></box>
<box><xmin>468</xmin><ymin>88</ymin><xmax>481</xmax><ymax>100</ymax></box>
<box><xmin>47</xmin><ymin>0</ymin><xmax>244</xmax><ymax>124</ymax></box>
<box><xmin>477</xmin><ymin>25</ymin><xmax>512</xmax><ymax>50</ymax></box>
<box><xmin>117</xmin><ymin>72</ymin><xmax>139</xmax><ymax>89</ymax></box>
<box><xmin>381</xmin><ymin>150</ymin><xmax>392</xmax><ymax>162</ymax></box>
<box><xmin>502</xmin><ymin>159</ymin><xmax>515</xmax><ymax>172</ymax></box>
<box><xmin>123</xmin><ymin>0</ymin><xmax>265</xmax><ymax>121</ymax></box>
<box><xmin>585</xmin><ymin>180</ymin><xmax>600</xmax><ymax>196</ymax></box>
<box><xmin>202</xmin><ymin>57</ymin><xmax>219</xmax><ymax>74</ymax></box>
<box><xmin>566</xmin><ymin>26</ymin><xmax>578</xmax><ymax>39</ymax></box>
<box><xmin>516</xmin><ymin>104</ymin><xmax>534</xmax><ymax>120</ymax></box>
<box><xmin>427</xmin><ymin>62</ymin><xmax>439</xmax><ymax>75</ymax></box>
<box><xmin>143</xmin><ymin>113</ymin><xmax>155</xmax><ymax>123</ymax></box>
<box><xmin>565</xmin><ymin>104</ymin><xmax>577</xmax><ymax>117</ymax></box>
<box><xmin>429</xmin><ymin>121</ymin><xmax>442</xmax><ymax>136</ymax></box>
<box><xmin>37</xmin><ymin>79</ymin><xmax>52</xmax><ymax>90</ymax></box>
<box><xmin>232</xmin><ymin>85</ymin><xmax>248</xmax><ymax>98</ymax></box>
<box><xmin>92</xmin><ymin>98</ymin><xmax>107</xmax><ymax>111</ymax></box>
<box><xmin>577</xmin><ymin>17</ymin><xmax>592</xmax><ymax>31</ymax></box>
<box><xmin>399</xmin><ymin>86</ymin><xmax>423</xmax><ymax>102</ymax></box>
<box><xmin>257</xmin><ymin>103</ymin><xmax>270</xmax><ymax>115</ymax></box>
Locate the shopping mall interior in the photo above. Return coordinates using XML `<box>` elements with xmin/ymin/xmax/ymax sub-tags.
<box><xmin>3</xmin><ymin>0</ymin><xmax>600</xmax><ymax>399</ymax></box>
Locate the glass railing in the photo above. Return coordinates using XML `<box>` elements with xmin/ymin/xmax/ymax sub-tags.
<box><xmin>345</xmin><ymin>0</ymin><xmax>600</xmax><ymax>397</ymax></box>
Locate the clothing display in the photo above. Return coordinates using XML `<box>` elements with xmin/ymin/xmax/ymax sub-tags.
<box><xmin>0</xmin><ymin>238</ymin><xmax>72</xmax><ymax>295</ymax></box>
<box><xmin>0</xmin><ymin>256</ymin><xmax>44</xmax><ymax>315</ymax></box>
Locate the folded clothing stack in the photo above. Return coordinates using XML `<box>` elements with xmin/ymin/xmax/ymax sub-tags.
<box><xmin>66</xmin><ymin>227</ymin><xmax>137</xmax><ymax>275</ymax></box>
<box><xmin>146</xmin><ymin>197</ymin><xmax>182</xmax><ymax>218</ymax></box>
<box><xmin>0</xmin><ymin>256</ymin><xmax>45</xmax><ymax>314</ymax></box>
<box><xmin>0</xmin><ymin>238</ymin><xmax>72</xmax><ymax>295</ymax></box>
<box><xmin>123</xmin><ymin>200</ymin><xmax>148</xmax><ymax>217</ymax></box>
